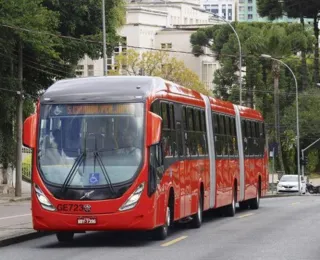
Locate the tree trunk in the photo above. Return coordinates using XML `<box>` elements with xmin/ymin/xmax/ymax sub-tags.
<box><xmin>272</xmin><ymin>61</ymin><xmax>285</xmax><ymax>173</ymax></box>
<box><xmin>314</xmin><ymin>14</ymin><xmax>319</xmax><ymax>87</ymax></box>
<box><xmin>15</xmin><ymin>41</ymin><xmax>23</xmax><ymax>197</ymax></box>
<box><xmin>2</xmin><ymin>163</ymin><xmax>8</xmax><ymax>185</ymax></box>
<box><xmin>300</xmin><ymin>15</ymin><xmax>308</xmax><ymax>91</ymax></box>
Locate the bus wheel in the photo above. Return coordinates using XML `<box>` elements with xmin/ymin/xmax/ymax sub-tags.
<box><xmin>190</xmin><ymin>193</ymin><xmax>203</xmax><ymax>228</ymax></box>
<box><xmin>56</xmin><ymin>232</ymin><xmax>74</xmax><ymax>242</ymax></box>
<box><xmin>249</xmin><ymin>186</ymin><xmax>260</xmax><ymax>210</ymax></box>
<box><xmin>153</xmin><ymin>206</ymin><xmax>170</xmax><ymax>241</ymax></box>
<box><xmin>225</xmin><ymin>188</ymin><xmax>236</xmax><ymax>217</ymax></box>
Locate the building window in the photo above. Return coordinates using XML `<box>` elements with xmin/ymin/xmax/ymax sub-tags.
<box><xmin>161</xmin><ymin>43</ymin><xmax>172</xmax><ymax>49</ymax></box>
<box><xmin>248</xmin><ymin>6</ymin><xmax>253</xmax><ymax>12</ymax></box>
<box><xmin>202</xmin><ymin>63</ymin><xmax>215</xmax><ymax>90</ymax></box>
<box><xmin>87</xmin><ymin>65</ymin><xmax>94</xmax><ymax>77</ymax></box>
<box><xmin>239</xmin><ymin>6</ymin><xmax>245</xmax><ymax>12</ymax></box>
<box><xmin>228</xmin><ymin>5</ymin><xmax>232</xmax><ymax>20</ymax></box>
<box><xmin>239</xmin><ymin>14</ymin><xmax>245</xmax><ymax>20</ymax></box>
<box><xmin>248</xmin><ymin>14</ymin><xmax>253</xmax><ymax>20</ymax></box>
<box><xmin>76</xmin><ymin>65</ymin><xmax>84</xmax><ymax>70</ymax></box>
<box><xmin>76</xmin><ymin>71</ymin><xmax>83</xmax><ymax>76</ymax></box>
<box><xmin>248</xmin><ymin>0</ymin><xmax>253</xmax><ymax>3</ymax></box>
<box><xmin>239</xmin><ymin>0</ymin><xmax>245</xmax><ymax>3</ymax></box>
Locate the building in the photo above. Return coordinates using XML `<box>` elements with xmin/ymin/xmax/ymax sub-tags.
<box><xmin>77</xmin><ymin>1</ymin><xmax>220</xmax><ymax>91</ymax></box>
<box><xmin>200</xmin><ymin>0</ymin><xmax>236</xmax><ymax>21</ymax></box>
<box><xmin>236</xmin><ymin>0</ymin><xmax>314</xmax><ymax>23</ymax></box>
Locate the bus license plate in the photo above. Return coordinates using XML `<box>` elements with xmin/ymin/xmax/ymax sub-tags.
<box><xmin>77</xmin><ymin>217</ymin><xmax>97</xmax><ymax>225</ymax></box>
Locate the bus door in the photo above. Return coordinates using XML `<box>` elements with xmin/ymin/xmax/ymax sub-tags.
<box><xmin>176</xmin><ymin>121</ymin><xmax>186</xmax><ymax>218</ymax></box>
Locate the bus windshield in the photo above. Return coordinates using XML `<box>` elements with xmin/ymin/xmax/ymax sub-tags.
<box><xmin>38</xmin><ymin>103</ymin><xmax>144</xmax><ymax>188</ymax></box>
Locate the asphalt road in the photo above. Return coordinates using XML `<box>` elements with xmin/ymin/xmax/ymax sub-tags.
<box><xmin>1</xmin><ymin>196</ymin><xmax>320</xmax><ymax>260</ymax></box>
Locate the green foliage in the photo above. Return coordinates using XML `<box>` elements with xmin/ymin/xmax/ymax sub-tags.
<box><xmin>190</xmin><ymin>21</ymin><xmax>320</xmax><ymax>173</ymax></box>
<box><xmin>256</xmin><ymin>0</ymin><xmax>283</xmax><ymax>20</ymax></box>
<box><xmin>22</xmin><ymin>154</ymin><xmax>32</xmax><ymax>182</ymax></box>
<box><xmin>307</xmin><ymin>150</ymin><xmax>319</xmax><ymax>174</ymax></box>
<box><xmin>0</xmin><ymin>0</ymin><xmax>126</xmax><ymax>183</ymax></box>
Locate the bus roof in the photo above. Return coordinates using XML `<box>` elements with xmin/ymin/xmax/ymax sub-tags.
<box><xmin>39</xmin><ymin>76</ymin><xmax>263</xmax><ymax>121</ymax></box>
<box><xmin>40</xmin><ymin>76</ymin><xmax>164</xmax><ymax>104</ymax></box>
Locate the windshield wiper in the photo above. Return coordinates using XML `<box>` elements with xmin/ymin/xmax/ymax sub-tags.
<box><xmin>60</xmin><ymin>152</ymin><xmax>85</xmax><ymax>195</ymax></box>
<box><xmin>94</xmin><ymin>151</ymin><xmax>116</xmax><ymax>196</ymax></box>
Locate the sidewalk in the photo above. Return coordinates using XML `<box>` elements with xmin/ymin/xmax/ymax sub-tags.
<box><xmin>0</xmin><ymin>181</ymin><xmax>47</xmax><ymax>247</ymax></box>
<box><xmin>0</xmin><ymin>181</ymin><xmax>31</xmax><ymax>204</ymax></box>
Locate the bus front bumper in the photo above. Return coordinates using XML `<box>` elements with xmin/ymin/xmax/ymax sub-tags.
<box><xmin>33</xmin><ymin>208</ymin><xmax>155</xmax><ymax>232</ymax></box>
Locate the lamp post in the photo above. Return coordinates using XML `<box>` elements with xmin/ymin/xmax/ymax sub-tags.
<box><xmin>261</xmin><ymin>54</ymin><xmax>301</xmax><ymax>195</ymax></box>
<box><xmin>102</xmin><ymin>0</ymin><xmax>107</xmax><ymax>76</ymax></box>
<box><xmin>211</xmin><ymin>13</ymin><xmax>243</xmax><ymax>106</ymax></box>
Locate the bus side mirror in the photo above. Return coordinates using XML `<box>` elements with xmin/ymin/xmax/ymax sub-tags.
<box><xmin>23</xmin><ymin>114</ymin><xmax>37</xmax><ymax>149</ymax></box>
<box><xmin>147</xmin><ymin>111</ymin><xmax>162</xmax><ymax>147</ymax></box>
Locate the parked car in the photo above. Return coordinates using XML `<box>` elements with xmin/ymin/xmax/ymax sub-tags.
<box><xmin>276</xmin><ymin>174</ymin><xmax>306</xmax><ymax>194</ymax></box>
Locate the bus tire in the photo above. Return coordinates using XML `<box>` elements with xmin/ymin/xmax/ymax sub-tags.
<box><xmin>225</xmin><ymin>187</ymin><xmax>236</xmax><ymax>217</ymax></box>
<box><xmin>249</xmin><ymin>182</ymin><xmax>260</xmax><ymax>210</ymax></box>
<box><xmin>153</xmin><ymin>206</ymin><xmax>170</xmax><ymax>241</ymax></box>
<box><xmin>56</xmin><ymin>232</ymin><xmax>74</xmax><ymax>242</ymax></box>
<box><xmin>190</xmin><ymin>193</ymin><xmax>203</xmax><ymax>228</ymax></box>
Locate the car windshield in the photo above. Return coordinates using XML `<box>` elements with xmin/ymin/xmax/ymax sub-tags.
<box><xmin>38</xmin><ymin>103</ymin><xmax>144</xmax><ymax>187</ymax></box>
<box><xmin>280</xmin><ymin>175</ymin><xmax>298</xmax><ymax>182</ymax></box>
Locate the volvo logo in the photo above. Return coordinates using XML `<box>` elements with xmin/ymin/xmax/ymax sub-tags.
<box><xmin>80</xmin><ymin>190</ymin><xmax>94</xmax><ymax>200</ymax></box>
<box><xmin>83</xmin><ymin>204</ymin><xmax>92</xmax><ymax>212</ymax></box>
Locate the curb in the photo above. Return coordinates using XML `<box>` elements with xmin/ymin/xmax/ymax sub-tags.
<box><xmin>9</xmin><ymin>196</ymin><xmax>31</xmax><ymax>202</ymax></box>
<box><xmin>0</xmin><ymin>196</ymin><xmax>31</xmax><ymax>204</ymax></box>
<box><xmin>0</xmin><ymin>231</ymin><xmax>51</xmax><ymax>247</ymax></box>
<box><xmin>262</xmin><ymin>194</ymin><xmax>301</xmax><ymax>199</ymax></box>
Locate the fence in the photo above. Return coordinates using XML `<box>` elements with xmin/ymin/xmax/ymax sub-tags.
<box><xmin>22</xmin><ymin>146</ymin><xmax>32</xmax><ymax>182</ymax></box>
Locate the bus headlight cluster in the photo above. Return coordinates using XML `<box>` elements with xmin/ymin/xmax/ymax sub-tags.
<box><xmin>34</xmin><ymin>184</ymin><xmax>56</xmax><ymax>211</ymax></box>
<box><xmin>119</xmin><ymin>183</ymin><xmax>145</xmax><ymax>211</ymax></box>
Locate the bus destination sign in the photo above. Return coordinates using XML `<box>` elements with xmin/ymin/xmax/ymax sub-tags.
<box><xmin>50</xmin><ymin>104</ymin><xmax>136</xmax><ymax>116</ymax></box>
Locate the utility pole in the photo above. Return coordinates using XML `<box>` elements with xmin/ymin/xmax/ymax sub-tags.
<box><xmin>15</xmin><ymin>41</ymin><xmax>23</xmax><ymax>197</ymax></box>
<box><xmin>102</xmin><ymin>0</ymin><xmax>107</xmax><ymax>76</ymax></box>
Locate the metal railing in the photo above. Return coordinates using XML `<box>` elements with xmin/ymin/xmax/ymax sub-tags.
<box><xmin>22</xmin><ymin>146</ymin><xmax>32</xmax><ymax>182</ymax></box>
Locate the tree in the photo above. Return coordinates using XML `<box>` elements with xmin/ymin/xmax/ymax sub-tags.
<box><xmin>190</xmin><ymin>22</ymin><xmax>316</xmax><ymax>172</ymax></box>
<box><xmin>0</xmin><ymin>0</ymin><xmax>59</xmax><ymax>194</ymax></box>
<box><xmin>43</xmin><ymin>0</ymin><xmax>126</xmax><ymax>62</ymax></box>
<box><xmin>110</xmin><ymin>49</ymin><xmax>211</xmax><ymax>95</ymax></box>
<box><xmin>0</xmin><ymin>0</ymin><xmax>127</xmax><ymax>195</ymax></box>
<box><xmin>256</xmin><ymin>0</ymin><xmax>320</xmax><ymax>88</ymax></box>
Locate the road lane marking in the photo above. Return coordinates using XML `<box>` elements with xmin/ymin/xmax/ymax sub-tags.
<box><xmin>0</xmin><ymin>213</ymin><xmax>31</xmax><ymax>220</ymax></box>
<box><xmin>161</xmin><ymin>236</ymin><xmax>188</xmax><ymax>247</ymax></box>
<box><xmin>291</xmin><ymin>202</ymin><xmax>301</xmax><ymax>206</ymax></box>
<box><xmin>237</xmin><ymin>213</ymin><xmax>254</xmax><ymax>219</ymax></box>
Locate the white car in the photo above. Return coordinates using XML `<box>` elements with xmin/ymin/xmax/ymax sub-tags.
<box><xmin>276</xmin><ymin>174</ymin><xmax>306</xmax><ymax>194</ymax></box>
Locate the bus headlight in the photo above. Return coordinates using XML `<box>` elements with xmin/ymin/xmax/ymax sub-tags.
<box><xmin>119</xmin><ymin>183</ymin><xmax>145</xmax><ymax>211</ymax></box>
<box><xmin>34</xmin><ymin>184</ymin><xmax>56</xmax><ymax>211</ymax></box>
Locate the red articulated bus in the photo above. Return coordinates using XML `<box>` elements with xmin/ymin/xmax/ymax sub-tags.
<box><xmin>23</xmin><ymin>76</ymin><xmax>268</xmax><ymax>242</ymax></box>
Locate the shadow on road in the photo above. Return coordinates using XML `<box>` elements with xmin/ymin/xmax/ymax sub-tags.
<box><xmin>39</xmin><ymin>206</ymin><xmax>256</xmax><ymax>249</ymax></box>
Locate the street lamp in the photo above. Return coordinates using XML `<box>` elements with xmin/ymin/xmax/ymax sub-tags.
<box><xmin>211</xmin><ymin>13</ymin><xmax>243</xmax><ymax>106</ymax></box>
<box><xmin>102</xmin><ymin>0</ymin><xmax>107</xmax><ymax>76</ymax></box>
<box><xmin>261</xmin><ymin>54</ymin><xmax>301</xmax><ymax>195</ymax></box>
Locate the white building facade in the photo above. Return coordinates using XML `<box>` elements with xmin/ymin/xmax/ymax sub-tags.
<box><xmin>200</xmin><ymin>0</ymin><xmax>236</xmax><ymax>21</ymax></box>
<box><xmin>77</xmin><ymin>1</ymin><xmax>219</xmax><ymax>91</ymax></box>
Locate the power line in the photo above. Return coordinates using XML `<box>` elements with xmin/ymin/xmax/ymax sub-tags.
<box><xmin>0</xmin><ymin>23</ymin><xmax>240</xmax><ymax>59</ymax></box>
